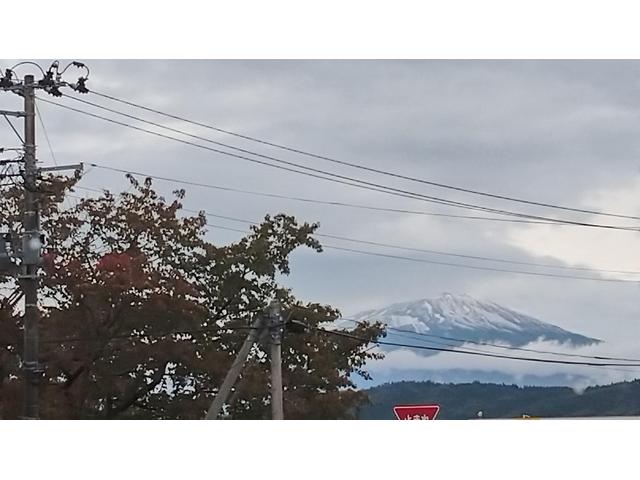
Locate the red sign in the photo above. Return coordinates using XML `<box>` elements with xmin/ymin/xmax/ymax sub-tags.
<box><xmin>393</xmin><ymin>404</ymin><xmax>440</xmax><ymax>420</ymax></box>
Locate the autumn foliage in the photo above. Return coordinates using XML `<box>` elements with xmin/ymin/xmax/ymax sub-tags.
<box><xmin>0</xmin><ymin>174</ymin><xmax>384</xmax><ymax>419</ymax></box>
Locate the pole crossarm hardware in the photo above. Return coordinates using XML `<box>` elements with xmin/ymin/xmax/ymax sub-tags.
<box><xmin>0</xmin><ymin>109</ymin><xmax>25</xmax><ymax>118</ymax></box>
<box><xmin>0</xmin><ymin>60</ymin><xmax>90</xmax><ymax>419</ymax></box>
<box><xmin>39</xmin><ymin>163</ymin><xmax>83</xmax><ymax>174</ymax></box>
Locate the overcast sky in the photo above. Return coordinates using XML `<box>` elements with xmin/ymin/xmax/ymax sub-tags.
<box><xmin>2</xmin><ymin>60</ymin><xmax>640</xmax><ymax>385</ymax></box>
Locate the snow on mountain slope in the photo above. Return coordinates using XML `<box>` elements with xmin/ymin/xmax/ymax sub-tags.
<box><xmin>350</xmin><ymin>293</ymin><xmax>600</xmax><ymax>348</ymax></box>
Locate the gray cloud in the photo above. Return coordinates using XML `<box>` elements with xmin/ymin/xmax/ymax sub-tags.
<box><xmin>2</xmin><ymin>59</ymin><xmax>639</xmax><ymax>385</ymax></box>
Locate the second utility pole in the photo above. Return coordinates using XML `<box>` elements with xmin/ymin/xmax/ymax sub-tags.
<box><xmin>268</xmin><ymin>300</ymin><xmax>284</xmax><ymax>420</ymax></box>
<box><xmin>204</xmin><ymin>299</ymin><xmax>285</xmax><ymax>420</ymax></box>
<box><xmin>21</xmin><ymin>74</ymin><xmax>41</xmax><ymax>419</ymax></box>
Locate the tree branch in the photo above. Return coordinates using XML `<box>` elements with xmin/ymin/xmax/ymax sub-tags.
<box><xmin>107</xmin><ymin>361</ymin><xmax>169</xmax><ymax>418</ymax></box>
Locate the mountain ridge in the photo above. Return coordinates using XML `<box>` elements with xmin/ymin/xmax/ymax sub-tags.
<box><xmin>357</xmin><ymin>379</ymin><xmax>640</xmax><ymax>419</ymax></box>
<box><xmin>351</xmin><ymin>292</ymin><xmax>600</xmax><ymax>348</ymax></box>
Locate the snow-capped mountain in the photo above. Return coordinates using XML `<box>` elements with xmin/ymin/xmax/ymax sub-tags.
<box><xmin>351</xmin><ymin>293</ymin><xmax>600</xmax><ymax>348</ymax></box>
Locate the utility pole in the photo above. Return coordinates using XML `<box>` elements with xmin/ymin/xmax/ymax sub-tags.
<box><xmin>268</xmin><ymin>300</ymin><xmax>284</xmax><ymax>420</ymax></box>
<box><xmin>21</xmin><ymin>74</ymin><xmax>41</xmax><ymax>419</ymax></box>
<box><xmin>1</xmin><ymin>61</ymin><xmax>90</xmax><ymax>418</ymax></box>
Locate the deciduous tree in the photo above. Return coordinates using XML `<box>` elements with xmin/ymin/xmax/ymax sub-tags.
<box><xmin>0</xmin><ymin>175</ymin><xmax>384</xmax><ymax>419</ymax></box>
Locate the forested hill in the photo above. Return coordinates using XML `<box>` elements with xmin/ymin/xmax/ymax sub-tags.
<box><xmin>358</xmin><ymin>380</ymin><xmax>640</xmax><ymax>419</ymax></box>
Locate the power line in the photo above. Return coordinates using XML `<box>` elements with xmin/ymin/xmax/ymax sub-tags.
<box><xmin>39</xmin><ymin>97</ymin><xmax>640</xmax><ymax>232</ymax></box>
<box><xmin>317</xmin><ymin>327</ymin><xmax>640</xmax><ymax>367</ymax></box>
<box><xmin>379</xmin><ymin>327</ymin><xmax>583</xmax><ymax>359</ymax></box>
<box><xmin>65</xmin><ymin>93</ymin><xmax>640</xmax><ymax>229</ymax></box>
<box><xmin>313</xmin><ymin>233</ymin><xmax>640</xmax><ymax>276</ymax></box>
<box><xmin>58</xmin><ymin>194</ymin><xmax>640</xmax><ymax>284</ymax></box>
<box><xmin>350</xmin><ymin>321</ymin><xmax>598</xmax><ymax>362</ymax></box>
<box><xmin>19</xmin><ymin>191</ymin><xmax>640</xmax><ymax>368</ymax></box>
<box><xmin>322</xmin><ymin>245</ymin><xmax>638</xmax><ymax>283</ymax></box>
<box><xmin>180</xmin><ymin>207</ymin><xmax>640</xmax><ymax>277</ymax></box>
<box><xmin>339</xmin><ymin>318</ymin><xmax>640</xmax><ymax>363</ymax></box>
<box><xmin>78</xmin><ymin>165</ymin><xmax>576</xmax><ymax>228</ymax></box>
<box><xmin>42</xmin><ymin>98</ymin><xmax>483</xmax><ymax>214</ymax></box>
<box><xmin>6</xmin><ymin>313</ymin><xmax>640</xmax><ymax>369</ymax></box>
<box><xmin>129</xmin><ymin>199</ymin><xmax>640</xmax><ymax>279</ymax></box>
<box><xmin>2</xmin><ymin>113</ymin><xmax>24</xmax><ymax>144</ymax></box>
<box><xmin>34</xmin><ymin>97</ymin><xmax>58</xmax><ymax>166</ymax></box>
<box><xmin>74</xmin><ymin>199</ymin><xmax>636</xmax><ymax>283</ymax></box>
<box><xmin>48</xmin><ymin>195</ymin><xmax>640</xmax><ymax>371</ymax></box>
<box><xmin>345</xmin><ymin>328</ymin><xmax>640</xmax><ymax>374</ymax></box>
<box><xmin>87</xmin><ymin>89</ymin><xmax>640</xmax><ymax>222</ymax></box>
<box><xmin>1</xmin><ymin>325</ymin><xmax>264</xmax><ymax>347</ymax></box>
<box><xmin>70</xmin><ymin>184</ymin><xmax>640</xmax><ymax>277</ymax></box>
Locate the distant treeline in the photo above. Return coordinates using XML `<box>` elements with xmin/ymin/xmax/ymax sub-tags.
<box><xmin>357</xmin><ymin>379</ymin><xmax>640</xmax><ymax>419</ymax></box>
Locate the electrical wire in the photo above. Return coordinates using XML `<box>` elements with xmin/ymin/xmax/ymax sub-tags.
<box><xmin>65</xmin><ymin>184</ymin><xmax>640</xmax><ymax>283</ymax></box>
<box><xmin>351</xmin><ymin>328</ymin><xmax>640</xmax><ymax>374</ymax></box>
<box><xmin>5</xmin><ymin>76</ymin><xmax>640</xmax><ymax>376</ymax></box>
<box><xmin>87</xmin><ymin>89</ymin><xmax>640</xmax><ymax>221</ymax></box>
<box><xmin>34</xmin><ymin>97</ymin><xmax>58</xmax><ymax>166</ymax></box>
<box><xmin>9</xmin><ymin>61</ymin><xmax>46</xmax><ymax>78</ymax></box>
<box><xmin>64</xmin><ymin>94</ymin><xmax>640</xmax><ymax>228</ymax></box>
<box><xmin>0</xmin><ymin>325</ymin><xmax>264</xmax><ymax>347</ymax></box>
<box><xmin>182</xmin><ymin>207</ymin><xmax>640</xmax><ymax>277</ymax></box>
<box><xmin>338</xmin><ymin>318</ymin><xmax>640</xmax><ymax>363</ymax></box>
<box><xmin>11</xmin><ymin>199</ymin><xmax>640</xmax><ymax>369</ymax></box>
<box><xmin>4</xmin><ymin>309</ymin><xmax>639</xmax><ymax>370</ymax></box>
<box><xmin>308</xmin><ymin>233</ymin><xmax>640</xmax><ymax>276</ymax></box>
<box><xmin>361</xmin><ymin>325</ymin><xmax>588</xmax><ymax>362</ymax></box>
<box><xmin>81</xmin><ymin>202</ymin><xmax>640</xmax><ymax>283</ymax></box>
<box><xmin>317</xmin><ymin>327</ymin><xmax>640</xmax><ymax>367</ymax></box>
<box><xmin>322</xmin><ymin>245</ymin><xmax>638</xmax><ymax>283</ymax></box>
<box><xmin>69</xmin><ymin>185</ymin><xmax>640</xmax><ymax>278</ymax></box>
<box><xmin>34</xmin><ymin>96</ymin><xmax>78</xmax><ymax>212</ymax></box>
<box><xmin>79</xmin><ymin>164</ymin><xmax>575</xmax><ymax>228</ymax></box>
<box><xmin>39</xmin><ymin>97</ymin><xmax>640</xmax><ymax>232</ymax></box>
<box><xmin>43</xmin><ymin>99</ymin><xmax>483</xmax><ymax>214</ymax></box>
<box><xmin>2</xmin><ymin>114</ymin><xmax>24</xmax><ymax>144</ymax></box>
